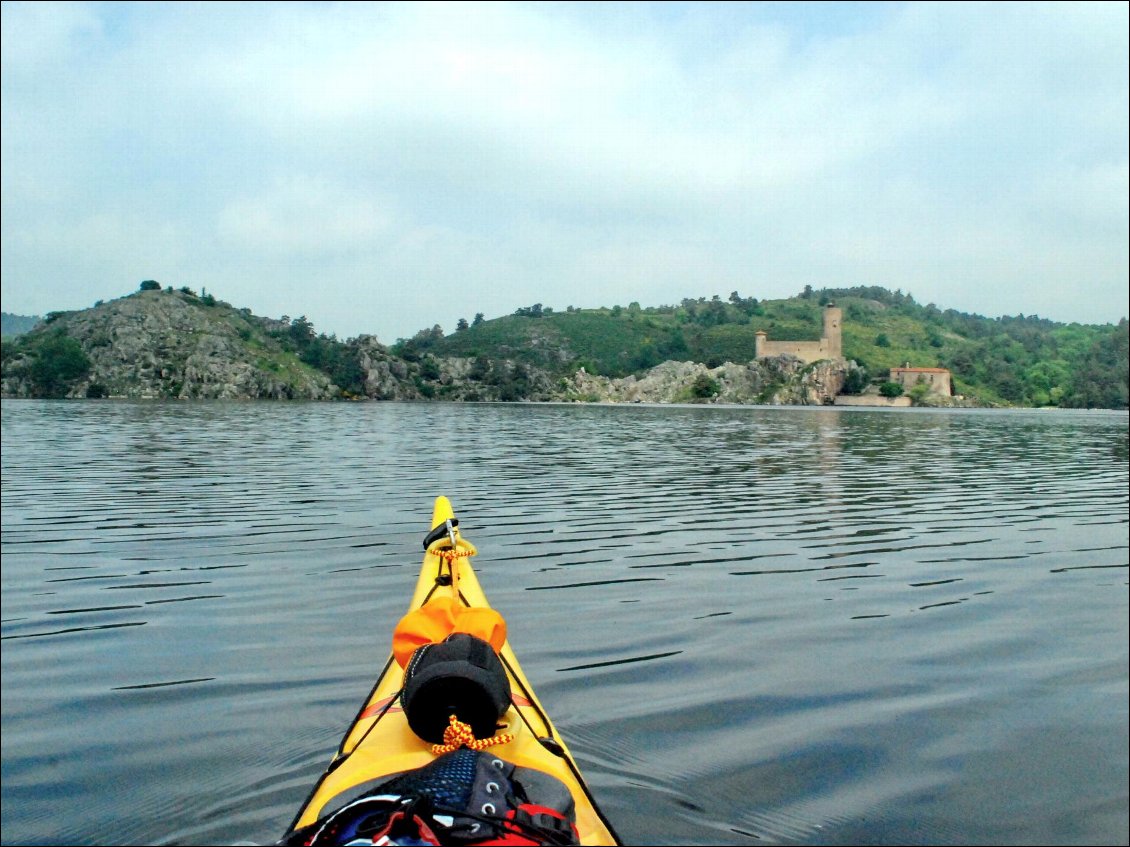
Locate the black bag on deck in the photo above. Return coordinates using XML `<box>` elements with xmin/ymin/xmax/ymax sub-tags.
<box><xmin>280</xmin><ymin>748</ymin><xmax>580</xmax><ymax>846</ymax></box>
<box><xmin>401</xmin><ymin>633</ymin><xmax>511</xmax><ymax>744</ymax></box>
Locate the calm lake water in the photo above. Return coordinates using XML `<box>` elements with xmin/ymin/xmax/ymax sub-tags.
<box><xmin>1</xmin><ymin>400</ymin><xmax>1127</xmax><ymax>846</ymax></box>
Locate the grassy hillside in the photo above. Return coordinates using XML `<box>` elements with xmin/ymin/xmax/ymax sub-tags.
<box><xmin>415</xmin><ymin>287</ymin><xmax>1128</xmax><ymax>409</ymax></box>
<box><xmin>424</xmin><ymin>308</ymin><xmax>691</xmax><ymax>376</ymax></box>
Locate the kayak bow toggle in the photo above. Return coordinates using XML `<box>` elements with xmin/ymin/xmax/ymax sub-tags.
<box><xmin>431</xmin><ymin>714</ymin><xmax>515</xmax><ymax>755</ymax></box>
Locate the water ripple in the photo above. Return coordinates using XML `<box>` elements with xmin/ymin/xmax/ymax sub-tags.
<box><xmin>2</xmin><ymin>401</ymin><xmax>1126</xmax><ymax>847</ymax></box>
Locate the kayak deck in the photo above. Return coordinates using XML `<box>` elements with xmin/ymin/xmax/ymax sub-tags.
<box><xmin>285</xmin><ymin>496</ymin><xmax>619</xmax><ymax>845</ymax></box>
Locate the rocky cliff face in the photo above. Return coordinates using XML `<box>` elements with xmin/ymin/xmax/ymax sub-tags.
<box><xmin>351</xmin><ymin>335</ymin><xmax>420</xmax><ymax>400</ymax></box>
<box><xmin>564</xmin><ymin>357</ymin><xmax>857</xmax><ymax>405</ymax></box>
<box><xmin>1</xmin><ymin>290</ymin><xmax>337</xmax><ymax>399</ymax></box>
<box><xmin>348</xmin><ymin>336</ymin><xmax>556</xmax><ymax>401</ymax></box>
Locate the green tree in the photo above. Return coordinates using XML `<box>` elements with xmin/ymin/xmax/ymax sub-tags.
<box><xmin>139</xmin><ymin>280</ymin><xmax>161</xmax><ymax>291</ymax></box>
<box><xmin>469</xmin><ymin>355</ymin><xmax>491</xmax><ymax>381</ymax></box>
<box><xmin>692</xmin><ymin>373</ymin><xmax>720</xmax><ymax>398</ymax></box>
<box><xmin>878</xmin><ymin>381</ymin><xmax>904</xmax><ymax>398</ymax></box>
<box><xmin>328</xmin><ymin>351</ymin><xmax>366</xmax><ymax>396</ymax></box>
<box><xmin>841</xmin><ymin>365</ymin><xmax>869</xmax><ymax>395</ymax></box>
<box><xmin>632</xmin><ymin>341</ymin><xmax>662</xmax><ymax>371</ymax></box>
<box><xmin>1022</xmin><ymin>361</ymin><xmax>1071</xmax><ymax>407</ymax></box>
<box><xmin>907</xmin><ymin>383</ymin><xmax>932</xmax><ymax>404</ymax></box>
<box><xmin>288</xmin><ymin>316</ymin><xmax>316</xmax><ymax>346</ymax></box>
<box><xmin>27</xmin><ymin>333</ymin><xmax>91</xmax><ymax>397</ymax></box>
<box><xmin>1062</xmin><ymin>319</ymin><xmax>1129</xmax><ymax>408</ymax></box>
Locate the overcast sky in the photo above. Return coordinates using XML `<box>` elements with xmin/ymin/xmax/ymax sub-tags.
<box><xmin>2</xmin><ymin>1</ymin><xmax>1127</xmax><ymax>343</ymax></box>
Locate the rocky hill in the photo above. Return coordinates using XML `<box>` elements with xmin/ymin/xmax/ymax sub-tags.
<box><xmin>0</xmin><ymin>285</ymin><xmax>863</xmax><ymax>405</ymax></box>
<box><xmin>3</xmin><ymin>282</ymin><xmax>1125</xmax><ymax>408</ymax></box>
<box><xmin>0</xmin><ymin>286</ymin><xmax>567</xmax><ymax>402</ymax></box>
<box><xmin>1</xmin><ymin>289</ymin><xmax>338</xmax><ymax>399</ymax></box>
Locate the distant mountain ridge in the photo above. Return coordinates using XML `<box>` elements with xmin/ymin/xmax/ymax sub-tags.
<box><xmin>1</xmin><ymin>312</ymin><xmax>42</xmax><ymax>337</ymax></box>
<box><xmin>1</xmin><ymin>283</ymin><xmax>1126</xmax><ymax>408</ymax></box>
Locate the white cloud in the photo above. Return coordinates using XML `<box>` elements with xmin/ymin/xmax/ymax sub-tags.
<box><xmin>0</xmin><ymin>1</ymin><xmax>102</xmax><ymax>69</ymax></box>
<box><xmin>216</xmin><ymin>176</ymin><xmax>393</xmax><ymax>255</ymax></box>
<box><xmin>1</xmin><ymin>1</ymin><xmax>1126</xmax><ymax>337</ymax></box>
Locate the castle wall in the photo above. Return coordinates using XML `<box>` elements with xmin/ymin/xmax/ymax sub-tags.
<box><xmin>755</xmin><ymin>305</ymin><xmax>843</xmax><ymax>365</ymax></box>
<box><xmin>755</xmin><ymin>339</ymin><xmax>837</xmax><ymax>364</ymax></box>
<box><xmin>833</xmin><ymin>395</ymin><xmax>912</xmax><ymax>407</ymax></box>
<box><xmin>823</xmin><ymin>307</ymin><xmax>842</xmax><ymax>358</ymax></box>
<box><xmin>890</xmin><ymin>367</ymin><xmax>952</xmax><ymax>396</ymax></box>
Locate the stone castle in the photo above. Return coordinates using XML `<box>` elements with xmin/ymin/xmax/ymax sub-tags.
<box><xmin>755</xmin><ymin>303</ymin><xmax>843</xmax><ymax>364</ymax></box>
<box><xmin>756</xmin><ymin>304</ymin><xmax>954</xmax><ymax>400</ymax></box>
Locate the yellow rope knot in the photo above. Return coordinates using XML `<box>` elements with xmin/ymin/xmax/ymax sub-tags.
<box><xmin>436</xmin><ymin>547</ymin><xmax>474</xmax><ymax>563</ymax></box>
<box><xmin>431</xmin><ymin>715</ymin><xmax>513</xmax><ymax>755</ymax></box>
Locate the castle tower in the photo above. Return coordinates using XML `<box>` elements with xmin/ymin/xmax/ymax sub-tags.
<box><xmin>755</xmin><ymin>330</ymin><xmax>767</xmax><ymax>359</ymax></box>
<box><xmin>822</xmin><ymin>303</ymin><xmax>842</xmax><ymax>358</ymax></box>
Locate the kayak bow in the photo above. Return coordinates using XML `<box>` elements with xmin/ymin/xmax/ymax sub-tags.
<box><xmin>283</xmin><ymin>496</ymin><xmax>620</xmax><ymax>845</ymax></box>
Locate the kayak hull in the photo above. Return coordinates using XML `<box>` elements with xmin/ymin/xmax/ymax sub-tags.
<box><xmin>285</xmin><ymin>496</ymin><xmax>619</xmax><ymax>845</ymax></box>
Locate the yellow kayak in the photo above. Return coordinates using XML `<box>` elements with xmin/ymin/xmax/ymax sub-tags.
<box><xmin>282</xmin><ymin>496</ymin><xmax>620</xmax><ymax>845</ymax></box>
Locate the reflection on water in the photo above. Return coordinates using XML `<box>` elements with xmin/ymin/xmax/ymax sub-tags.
<box><xmin>2</xmin><ymin>400</ymin><xmax>1127</xmax><ymax>846</ymax></box>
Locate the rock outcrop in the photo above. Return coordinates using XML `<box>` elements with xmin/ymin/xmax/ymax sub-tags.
<box><xmin>351</xmin><ymin>335</ymin><xmax>420</xmax><ymax>400</ymax></box>
<box><xmin>564</xmin><ymin>356</ymin><xmax>858</xmax><ymax>405</ymax></box>
<box><xmin>1</xmin><ymin>289</ymin><xmax>337</xmax><ymax>399</ymax></box>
